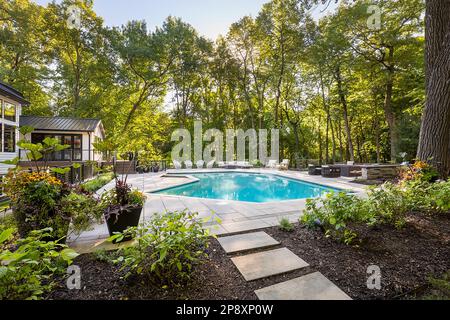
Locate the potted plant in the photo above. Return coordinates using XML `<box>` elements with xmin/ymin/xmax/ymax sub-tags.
<box><xmin>102</xmin><ymin>178</ymin><xmax>146</xmax><ymax>241</ymax></box>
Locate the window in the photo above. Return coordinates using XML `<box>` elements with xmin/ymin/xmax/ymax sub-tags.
<box><xmin>3</xmin><ymin>102</ymin><xmax>16</xmax><ymax>122</ymax></box>
<box><xmin>4</xmin><ymin>125</ymin><xmax>16</xmax><ymax>152</ymax></box>
<box><xmin>31</xmin><ymin>133</ymin><xmax>82</xmax><ymax>161</ymax></box>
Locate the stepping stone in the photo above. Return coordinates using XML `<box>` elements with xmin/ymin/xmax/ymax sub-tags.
<box><xmin>218</xmin><ymin>232</ymin><xmax>280</xmax><ymax>254</ymax></box>
<box><xmin>255</xmin><ymin>272</ymin><xmax>352</xmax><ymax>300</ymax></box>
<box><xmin>231</xmin><ymin>248</ymin><xmax>309</xmax><ymax>281</ymax></box>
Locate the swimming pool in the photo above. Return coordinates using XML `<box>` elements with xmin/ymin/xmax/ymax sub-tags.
<box><xmin>153</xmin><ymin>172</ymin><xmax>341</xmax><ymax>203</ymax></box>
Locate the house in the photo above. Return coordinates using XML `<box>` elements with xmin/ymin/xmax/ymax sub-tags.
<box><xmin>19</xmin><ymin>115</ymin><xmax>105</xmax><ymax>165</ymax></box>
<box><xmin>0</xmin><ymin>81</ymin><xmax>29</xmax><ymax>174</ymax></box>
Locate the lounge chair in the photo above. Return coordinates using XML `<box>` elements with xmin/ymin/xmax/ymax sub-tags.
<box><xmin>218</xmin><ymin>161</ymin><xmax>226</xmax><ymax>168</ymax></box>
<box><xmin>173</xmin><ymin>160</ymin><xmax>182</xmax><ymax>169</ymax></box>
<box><xmin>321</xmin><ymin>165</ymin><xmax>341</xmax><ymax>178</ymax></box>
<box><xmin>236</xmin><ymin>161</ymin><xmax>253</xmax><ymax>169</ymax></box>
<box><xmin>277</xmin><ymin>159</ymin><xmax>289</xmax><ymax>170</ymax></box>
<box><xmin>308</xmin><ymin>164</ymin><xmax>322</xmax><ymax>175</ymax></box>
<box><xmin>206</xmin><ymin>160</ymin><xmax>215</xmax><ymax>168</ymax></box>
<box><xmin>184</xmin><ymin>160</ymin><xmax>193</xmax><ymax>169</ymax></box>
<box><xmin>196</xmin><ymin>160</ymin><xmax>205</xmax><ymax>168</ymax></box>
<box><xmin>266</xmin><ymin>159</ymin><xmax>278</xmax><ymax>169</ymax></box>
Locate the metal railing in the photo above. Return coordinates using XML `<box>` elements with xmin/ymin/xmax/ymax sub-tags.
<box><xmin>18</xmin><ymin>149</ymin><xmax>104</xmax><ymax>162</ymax></box>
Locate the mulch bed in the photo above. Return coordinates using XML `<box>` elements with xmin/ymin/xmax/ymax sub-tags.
<box><xmin>47</xmin><ymin>211</ymin><xmax>449</xmax><ymax>300</ymax></box>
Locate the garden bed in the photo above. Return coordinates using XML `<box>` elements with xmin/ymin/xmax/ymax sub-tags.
<box><xmin>46</xmin><ymin>211</ymin><xmax>449</xmax><ymax>300</ymax></box>
<box><xmin>266</xmin><ymin>211</ymin><xmax>450</xmax><ymax>300</ymax></box>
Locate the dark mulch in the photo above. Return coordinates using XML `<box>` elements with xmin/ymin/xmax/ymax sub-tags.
<box><xmin>47</xmin><ymin>211</ymin><xmax>449</xmax><ymax>300</ymax></box>
<box><xmin>265</xmin><ymin>211</ymin><xmax>450</xmax><ymax>300</ymax></box>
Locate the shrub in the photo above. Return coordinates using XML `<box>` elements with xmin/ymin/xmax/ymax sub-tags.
<box><xmin>3</xmin><ymin>171</ymin><xmax>70</xmax><ymax>238</ymax></box>
<box><xmin>60</xmin><ymin>192</ymin><xmax>104</xmax><ymax>235</ymax></box>
<box><xmin>301</xmin><ymin>179</ymin><xmax>450</xmax><ymax>244</ymax></box>
<box><xmin>399</xmin><ymin>160</ymin><xmax>439</xmax><ymax>183</ymax></box>
<box><xmin>428</xmin><ymin>180</ymin><xmax>450</xmax><ymax>212</ymax></box>
<box><xmin>301</xmin><ymin>192</ymin><xmax>372</xmax><ymax>244</ymax></box>
<box><xmin>3</xmin><ymin>170</ymin><xmax>104</xmax><ymax>239</ymax></box>
<box><xmin>110</xmin><ymin>210</ymin><xmax>210</xmax><ymax>286</ymax></box>
<box><xmin>0</xmin><ymin>227</ymin><xmax>78</xmax><ymax>300</ymax></box>
<box><xmin>279</xmin><ymin>217</ymin><xmax>294</xmax><ymax>232</ymax></box>
<box><xmin>80</xmin><ymin>172</ymin><xmax>115</xmax><ymax>193</ymax></box>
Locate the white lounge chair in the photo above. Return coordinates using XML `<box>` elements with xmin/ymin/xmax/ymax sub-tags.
<box><xmin>173</xmin><ymin>160</ymin><xmax>182</xmax><ymax>169</ymax></box>
<box><xmin>184</xmin><ymin>160</ymin><xmax>193</xmax><ymax>169</ymax></box>
<box><xmin>236</xmin><ymin>161</ymin><xmax>253</xmax><ymax>168</ymax></box>
<box><xmin>277</xmin><ymin>159</ymin><xmax>289</xmax><ymax>170</ymax></box>
<box><xmin>206</xmin><ymin>160</ymin><xmax>215</xmax><ymax>168</ymax></box>
<box><xmin>196</xmin><ymin>160</ymin><xmax>205</xmax><ymax>168</ymax></box>
<box><xmin>217</xmin><ymin>161</ymin><xmax>226</xmax><ymax>168</ymax></box>
<box><xmin>266</xmin><ymin>159</ymin><xmax>278</xmax><ymax>169</ymax></box>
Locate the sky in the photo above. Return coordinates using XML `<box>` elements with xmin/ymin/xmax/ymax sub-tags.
<box><xmin>33</xmin><ymin>0</ymin><xmax>337</xmax><ymax>40</ymax></box>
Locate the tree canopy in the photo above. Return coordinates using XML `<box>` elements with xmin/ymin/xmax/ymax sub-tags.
<box><xmin>1</xmin><ymin>0</ymin><xmax>431</xmax><ymax>167</ymax></box>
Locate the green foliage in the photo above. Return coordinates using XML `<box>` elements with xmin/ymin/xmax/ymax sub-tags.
<box><xmin>59</xmin><ymin>192</ymin><xmax>104</xmax><ymax>235</ymax></box>
<box><xmin>80</xmin><ymin>172</ymin><xmax>115</xmax><ymax>193</ymax></box>
<box><xmin>301</xmin><ymin>179</ymin><xmax>450</xmax><ymax>244</ymax></box>
<box><xmin>0</xmin><ymin>228</ymin><xmax>78</xmax><ymax>300</ymax></box>
<box><xmin>110</xmin><ymin>210</ymin><xmax>210</xmax><ymax>287</ymax></box>
<box><xmin>424</xmin><ymin>271</ymin><xmax>450</xmax><ymax>300</ymax></box>
<box><xmin>278</xmin><ymin>217</ymin><xmax>294</xmax><ymax>232</ymax></box>
<box><xmin>3</xmin><ymin>170</ymin><xmax>103</xmax><ymax>239</ymax></box>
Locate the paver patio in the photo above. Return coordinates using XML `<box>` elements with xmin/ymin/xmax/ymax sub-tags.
<box><xmin>230</xmin><ymin>247</ymin><xmax>309</xmax><ymax>281</ymax></box>
<box><xmin>255</xmin><ymin>271</ymin><xmax>352</xmax><ymax>300</ymax></box>
<box><xmin>67</xmin><ymin>169</ymin><xmax>367</xmax><ymax>251</ymax></box>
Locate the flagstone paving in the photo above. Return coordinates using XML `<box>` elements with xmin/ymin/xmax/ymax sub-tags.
<box><xmin>67</xmin><ymin>169</ymin><xmax>367</xmax><ymax>251</ymax></box>
<box><xmin>218</xmin><ymin>231</ymin><xmax>280</xmax><ymax>254</ymax></box>
<box><xmin>230</xmin><ymin>247</ymin><xmax>309</xmax><ymax>281</ymax></box>
<box><xmin>255</xmin><ymin>271</ymin><xmax>352</xmax><ymax>300</ymax></box>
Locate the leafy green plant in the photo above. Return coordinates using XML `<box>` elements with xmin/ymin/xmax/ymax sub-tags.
<box><xmin>80</xmin><ymin>172</ymin><xmax>115</xmax><ymax>193</ymax></box>
<box><xmin>428</xmin><ymin>180</ymin><xmax>450</xmax><ymax>212</ymax></box>
<box><xmin>423</xmin><ymin>271</ymin><xmax>450</xmax><ymax>300</ymax></box>
<box><xmin>302</xmin><ymin>179</ymin><xmax>450</xmax><ymax>244</ymax></box>
<box><xmin>301</xmin><ymin>191</ymin><xmax>372</xmax><ymax>244</ymax></box>
<box><xmin>110</xmin><ymin>210</ymin><xmax>210</xmax><ymax>287</ymax></box>
<box><xmin>60</xmin><ymin>192</ymin><xmax>104</xmax><ymax>235</ymax></box>
<box><xmin>0</xmin><ymin>227</ymin><xmax>78</xmax><ymax>300</ymax></box>
<box><xmin>3</xmin><ymin>170</ymin><xmax>104</xmax><ymax>239</ymax></box>
<box><xmin>279</xmin><ymin>217</ymin><xmax>294</xmax><ymax>232</ymax></box>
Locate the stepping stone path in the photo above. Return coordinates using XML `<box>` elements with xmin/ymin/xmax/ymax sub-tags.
<box><xmin>255</xmin><ymin>272</ymin><xmax>352</xmax><ymax>300</ymax></box>
<box><xmin>231</xmin><ymin>248</ymin><xmax>309</xmax><ymax>281</ymax></box>
<box><xmin>217</xmin><ymin>231</ymin><xmax>352</xmax><ymax>300</ymax></box>
<box><xmin>218</xmin><ymin>231</ymin><xmax>280</xmax><ymax>254</ymax></box>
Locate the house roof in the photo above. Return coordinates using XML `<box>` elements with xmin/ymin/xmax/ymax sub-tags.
<box><xmin>0</xmin><ymin>81</ymin><xmax>30</xmax><ymax>105</ymax></box>
<box><xmin>20</xmin><ymin>115</ymin><xmax>103</xmax><ymax>133</ymax></box>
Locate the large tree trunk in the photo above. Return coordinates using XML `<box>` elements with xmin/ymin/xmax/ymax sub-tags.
<box><xmin>417</xmin><ymin>0</ymin><xmax>450</xmax><ymax>178</ymax></box>
<box><xmin>335</xmin><ymin>66</ymin><xmax>354</xmax><ymax>162</ymax></box>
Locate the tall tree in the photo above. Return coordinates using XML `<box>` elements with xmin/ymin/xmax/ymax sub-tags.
<box><xmin>417</xmin><ymin>0</ymin><xmax>450</xmax><ymax>177</ymax></box>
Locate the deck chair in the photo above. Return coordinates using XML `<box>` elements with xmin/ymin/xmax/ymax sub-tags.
<box><xmin>172</xmin><ymin>160</ymin><xmax>182</xmax><ymax>169</ymax></box>
<box><xmin>206</xmin><ymin>160</ymin><xmax>215</xmax><ymax>168</ymax></box>
<box><xmin>266</xmin><ymin>159</ymin><xmax>278</xmax><ymax>169</ymax></box>
<box><xmin>277</xmin><ymin>159</ymin><xmax>289</xmax><ymax>170</ymax></box>
<box><xmin>196</xmin><ymin>160</ymin><xmax>205</xmax><ymax>168</ymax></box>
<box><xmin>184</xmin><ymin>160</ymin><xmax>193</xmax><ymax>169</ymax></box>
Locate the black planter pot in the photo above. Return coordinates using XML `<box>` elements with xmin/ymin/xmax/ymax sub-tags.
<box><xmin>105</xmin><ymin>205</ymin><xmax>142</xmax><ymax>242</ymax></box>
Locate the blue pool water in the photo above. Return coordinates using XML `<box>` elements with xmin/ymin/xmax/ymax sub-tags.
<box><xmin>153</xmin><ymin>173</ymin><xmax>341</xmax><ymax>203</ymax></box>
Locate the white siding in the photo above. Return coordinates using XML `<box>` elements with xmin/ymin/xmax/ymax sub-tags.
<box><xmin>0</xmin><ymin>95</ymin><xmax>21</xmax><ymax>174</ymax></box>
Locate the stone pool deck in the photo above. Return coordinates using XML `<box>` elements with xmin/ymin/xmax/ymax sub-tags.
<box><xmin>67</xmin><ymin>169</ymin><xmax>367</xmax><ymax>253</ymax></box>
